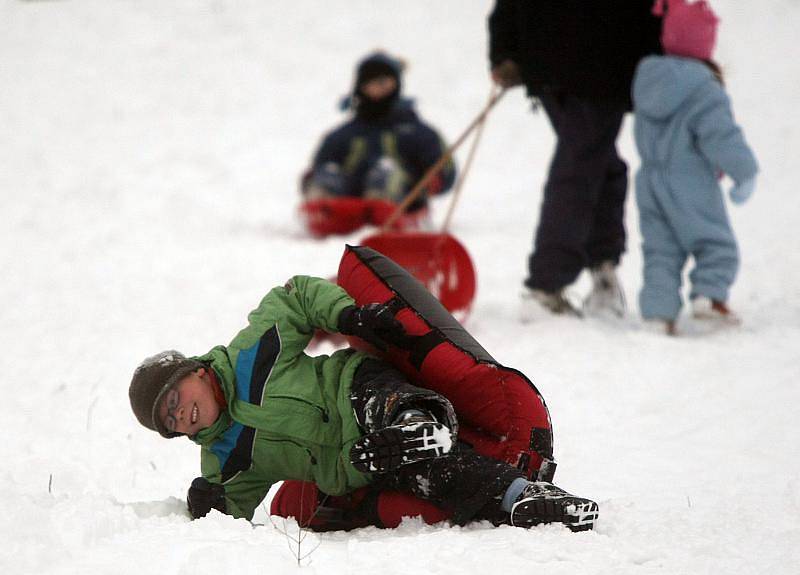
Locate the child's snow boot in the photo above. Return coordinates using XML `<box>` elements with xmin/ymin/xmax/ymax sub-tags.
<box><xmin>584</xmin><ymin>261</ymin><xmax>626</xmax><ymax>317</ymax></box>
<box><xmin>510</xmin><ymin>481</ymin><xmax>599</xmax><ymax>532</ymax></box>
<box><xmin>304</xmin><ymin>162</ymin><xmax>348</xmax><ymax>199</ymax></box>
<box><xmin>643</xmin><ymin>317</ymin><xmax>677</xmax><ymax>336</ymax></box>
<box><xmin>520</xmin><ymin>287</ymin><xmax>583</xmax><ymax>321</ymax></box>
<box><xmin>691</xmin><ymin>296</ymin><xmax>741</xmax><ymax>325</ymax></box>
<box><xmin>350</xmin><ymin>410</ymin><xmax>453</xmax><ymax>474</ymax></box>
<box><xmin>364</xmin><ymin>156</ymin><xmax>410</xmax><ymax>204</ymax></box>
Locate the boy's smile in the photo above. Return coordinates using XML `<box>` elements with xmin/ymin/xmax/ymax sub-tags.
<box><xmin>157</xmin><ymin>367</ymin><xmax>221</xmax><ymax>436</ymax></box>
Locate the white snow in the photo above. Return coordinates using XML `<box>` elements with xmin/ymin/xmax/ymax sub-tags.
<box><xmin>2</xmin><ymin>1</ymin><xmax>799</xmax><ymax>574</ymax></box>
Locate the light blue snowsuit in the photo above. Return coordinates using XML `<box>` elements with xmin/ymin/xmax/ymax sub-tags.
<box><xmin>632</xmin><ymin>55</ymin><xmax>758</xmax><ymax>320</ymax></box>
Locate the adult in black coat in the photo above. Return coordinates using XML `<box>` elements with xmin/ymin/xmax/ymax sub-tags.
<box><xmin>488</xmin><ymin>0</ymin><xmax>661</xmax><ymax>317</ymax></box>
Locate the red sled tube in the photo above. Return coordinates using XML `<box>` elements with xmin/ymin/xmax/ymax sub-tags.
<box><xmin>271</xmin><ymin>244</ymin><xmax>556</xmax><ymax>529</ymax></box>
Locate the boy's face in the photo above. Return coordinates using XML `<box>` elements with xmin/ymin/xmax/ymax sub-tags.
<box><xmin>360</xmin><ymin>75</ymin><xmax>397</xmax><ymax>101</ymax></box>
<box><xmin>157</xmin><ymin>368</ymin><xmax>221</xmax><ymax>436</ymax></box>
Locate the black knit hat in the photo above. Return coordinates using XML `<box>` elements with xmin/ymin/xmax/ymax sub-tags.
<box><xmin>350</xmin><ymin>51</ymin><xmax>405</xmax><ymax>120</ymax></box>
<box><xmin>129</xmin><ymin>350</ymin><xmax>204</xmax><ymax>438</ymax></box>
<box><xmin>355</xmin><ymin>51</ymin><xmax>403</xmax><ymax>91</ymax></box>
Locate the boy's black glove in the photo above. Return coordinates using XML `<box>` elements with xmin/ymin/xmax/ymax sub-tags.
<box><xmin>337</xmin><ymin>303</ymin><xmax>407</xmax><ymax>351</ymax></box>
<box><xmin>187</xmin><ymin>477</ymin><xmax>227</xmax><ymax>519</ymax></box>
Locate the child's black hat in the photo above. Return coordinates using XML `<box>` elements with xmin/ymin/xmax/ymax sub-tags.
<box><xmin>355</xmin><ymin>51</ymin><xmax>404</xmax><ymax>91</ymax></box>
<box><xmin>129</xmin><ymin>351</ymin><xmax>204</xmax><ymax>438</ymax></box>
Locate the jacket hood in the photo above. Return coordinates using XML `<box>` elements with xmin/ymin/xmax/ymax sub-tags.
<box><xmin>633</xmin><ymin>55</ymin><xmax>713</xmax><ymax>120</ymax></box>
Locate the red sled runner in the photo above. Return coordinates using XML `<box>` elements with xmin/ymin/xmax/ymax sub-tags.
<box><xmin>271</xmin><ymin>245</ymin><xmax>555</xmax><ymax>529</ymax></box>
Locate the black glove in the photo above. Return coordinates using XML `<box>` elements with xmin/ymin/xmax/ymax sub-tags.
<box><xmin>337</xmin><ymin>303</ymin><xmax>407</xmax><ymax>351</ymax></box>
<box><xmin>187</xmin><ymin>477</ymin><xmax>227</xmax><ymax>519</ymax></box>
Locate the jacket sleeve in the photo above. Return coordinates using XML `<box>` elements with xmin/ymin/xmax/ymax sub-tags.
<box><xmin>200</xmin><ymin>445</ymin><xmax>280</xmax><ymax>521</ymax></box>
<box><xmin>406</xmin><ymin>123</ymin><xmax>456</xmax><ymax>195</ymax></box>
<box><xmin>691</xmin><ymin>85</ymin><xmax>759</xmax><ymax>184</ymax></box>
<box><xmin>240</xmin><ymin>276</ymin><xmax>355</xmax><ymax>356</ymax></box>
<box><xmin>312</xmin><ymin>127</ymin><xmax>350</xmax><ymax>167</ymax></box>
<box><xmin>488</xmin><ymin>0</ymin><xmax>519</xmax><ymax>67</ymax></box>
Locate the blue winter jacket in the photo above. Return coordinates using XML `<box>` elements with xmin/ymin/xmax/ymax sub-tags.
<box><xmin>633</xmin><ymin>55</ymin><xmax>758</xmax><ymax>199</ymax></box>
<box><xmin>310</xmin><ymin>100</ymin><xmax>455</xmax><ymax>207</ymax></box>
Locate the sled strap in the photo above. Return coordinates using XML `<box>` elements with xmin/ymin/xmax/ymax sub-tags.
<box><xmin>381</xmin><ymin>297</ymin><xmax>446</xmax><ymax>370</ymax></box>
<box><xmin>381</xmin><ymin>87</ymin><xmax>507</xmax><ymax>231</ymax></box>
<box><xmin>441</xmin><ymin>85</ymin><xmax>497</xmax><ymax>234</ymax></box>
<box><xmin>406</xmin><ymin>331</ymin><xmax>446</xmax><ymax>371</ymax></box>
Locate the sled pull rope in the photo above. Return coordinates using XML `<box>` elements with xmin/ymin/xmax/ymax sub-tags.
<box><xmin>440</xmin><ymin>85</ymin><xmax>498</xmax><ymax>234</ymax></box>
<box><xmin>381</xmin><ymin>87</ymin><xmax>507</xmax><ymax>231</ymax></box>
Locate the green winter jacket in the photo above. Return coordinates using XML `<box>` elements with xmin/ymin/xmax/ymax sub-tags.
<box><xmin>191</xmin><ymin>276</ymin><xmax>371</xmax><ymax>520</ymax></box>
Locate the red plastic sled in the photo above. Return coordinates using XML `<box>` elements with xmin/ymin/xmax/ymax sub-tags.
<box><xmin>271</xmin><ymin>481</ymin><xmax>449</xmax><ymax>531</ymax></box>
<box><xmin>360</xmin><ymin>231</ymin><xmax>476</xmax><ymax>319</ymax></box>
<box><xmin>300</xmin><ymin>197</ymin><xmax>367</xmax><ymax>237</ymax></box>
<box><xmin>299</xmin><ymin>198</ymin><xmax>429</xmax><ymax>238</ymax></box>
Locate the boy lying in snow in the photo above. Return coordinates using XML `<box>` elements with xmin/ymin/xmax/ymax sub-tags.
<box><xmin>128</xmin><ymin>276</ymin><xmax>598</xmax><ymax>531</ymax></box>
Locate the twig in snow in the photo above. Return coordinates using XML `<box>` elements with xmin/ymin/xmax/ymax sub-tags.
<box><xmin>263</xmin><ymin>481</ymin><xmax>324</xmax><ymax>567</ymax></box>
<box><xmin>267</xmin><ymin>508</ymin><xmax>322</xmax><ymax>566</ymax></box>
<box><xmin>86</xmin><ymin>396</ymin><xmax>99</xmax><ymax>432</ymax></box>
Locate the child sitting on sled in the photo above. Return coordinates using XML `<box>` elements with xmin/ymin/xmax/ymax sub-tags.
<box><xmin>299</xmin><ymin>51</ymin><xmax>456</xmax><ymax>235</ymax></box>
<box><xmin>632</xmin><ymin>0</ymin><xmax>759</xmax><ymax>335</ymax></box>
<box><xmin>128</xmin><ymin>275</ymin><xmax>597</xmax><ymax>531</ymax></box>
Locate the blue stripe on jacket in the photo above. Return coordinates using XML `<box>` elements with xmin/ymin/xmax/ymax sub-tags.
<box><xmin>213</xmin><ymin>328</ymin><xmax>281</xmax><ymax>480</ymax></box>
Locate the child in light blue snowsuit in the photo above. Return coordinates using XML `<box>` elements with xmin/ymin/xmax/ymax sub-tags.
<box><xmin>632</xmin><ymin>0</ymin><xmax>758</xmax><ymax>328</ymax></box>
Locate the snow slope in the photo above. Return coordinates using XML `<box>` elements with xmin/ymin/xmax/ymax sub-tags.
<box><xmin>1</xmin><ymin>1</ymin><xmax>798</xmax><ymax>573</ymax></box>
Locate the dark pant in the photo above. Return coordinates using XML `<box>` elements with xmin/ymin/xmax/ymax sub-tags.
<box><xmin>350</xmin><ymin>359</ymin><xmax>523</xmax><ymax>525</ymax></box>
<box><xmin>350</xmin><ymin>358</ymin><xmax>458</xmax><ymax>433</ymax></box>
<box><xmin>527</xmin><ymin>93</ymin><xmax>628</xmax><ymax>292</ymax></box>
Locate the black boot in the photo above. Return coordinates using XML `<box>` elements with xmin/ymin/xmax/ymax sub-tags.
<box><xmin>350</xmin><ymin>409</ymin><xmax>453</xmax><ymax>474</ymax></box>
<box><xmin>510</xmin><ymin>482</ymin><xmax>599</xmax><ymax>532</ymax></box>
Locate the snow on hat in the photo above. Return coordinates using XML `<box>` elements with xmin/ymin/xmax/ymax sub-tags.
<box><xmin>128</xmin><ymin>350</ymin><xmax>204</xmax><ymax>438</ymax></box>
<box><xmin>653</xmin><ymin>0</ymin><xmax>720</xmax><ymax>61</ymax></box>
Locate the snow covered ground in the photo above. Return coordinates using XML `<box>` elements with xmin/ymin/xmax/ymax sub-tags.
<box><xmin>2</xmin><ymin>1</ymin><xmax>799</xmax><ymax>573</ymax></box>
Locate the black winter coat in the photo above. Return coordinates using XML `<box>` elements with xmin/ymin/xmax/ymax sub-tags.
<box><xmin>488</xmin><ymin>0</ymin><xmax>662</xmax><ymax>106</ymax></box>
